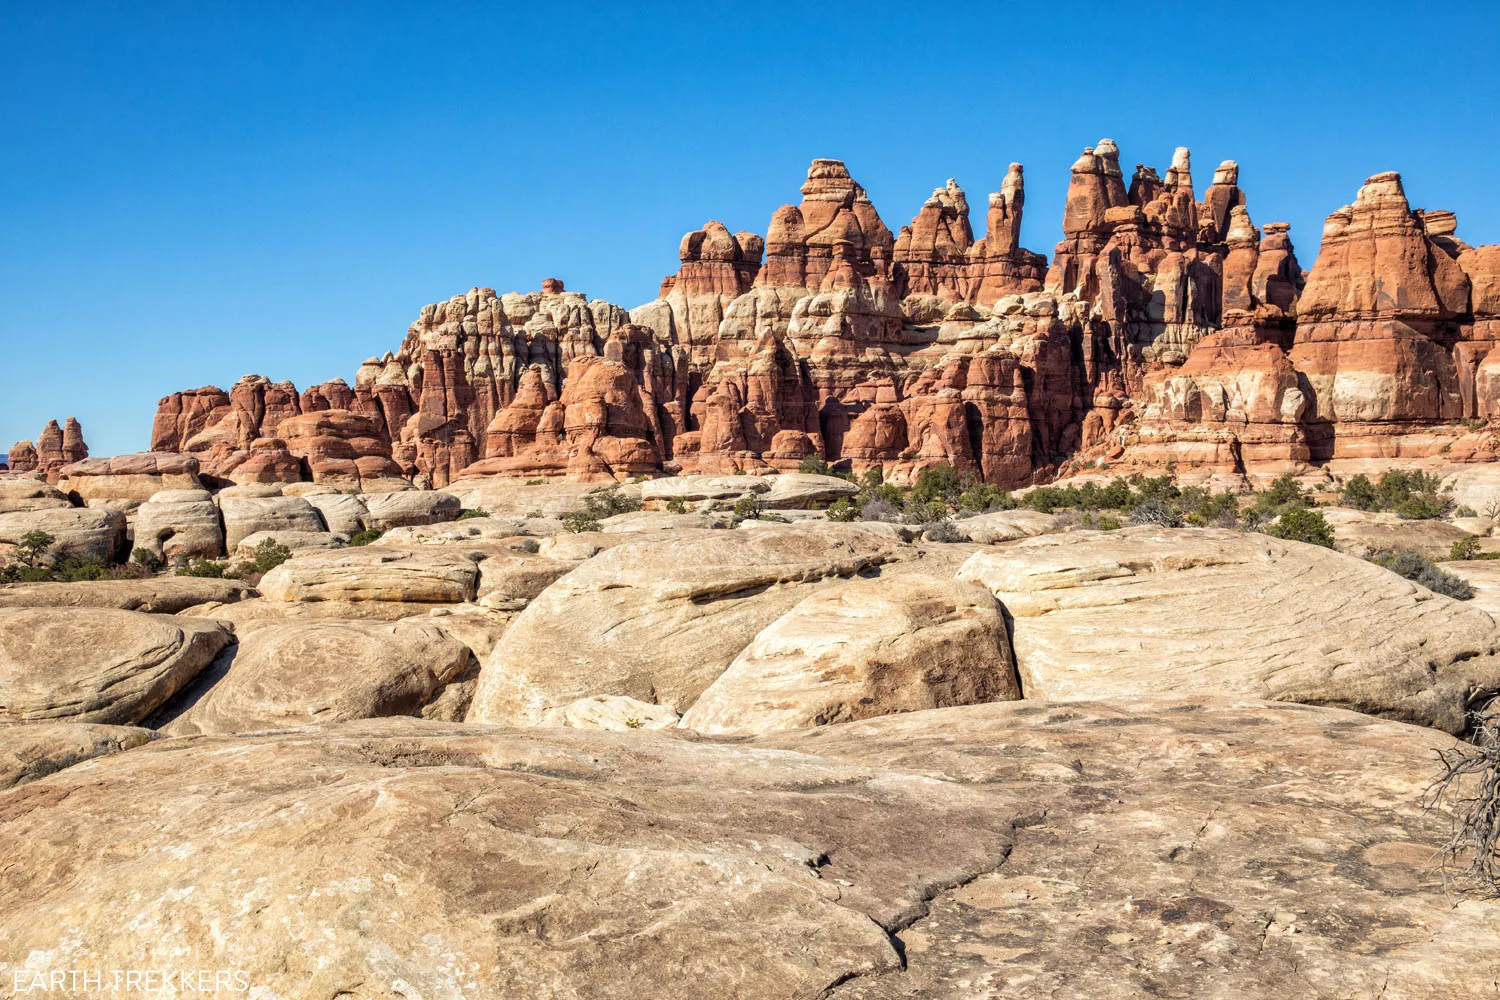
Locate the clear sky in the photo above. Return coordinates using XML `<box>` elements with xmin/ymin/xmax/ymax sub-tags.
<box><xmin>3</xmin><ymin>1</ymin><xmax>1498</xmax><ymax>457</ymax></box>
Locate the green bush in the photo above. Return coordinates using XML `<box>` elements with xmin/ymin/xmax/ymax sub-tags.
<box><xmin>347</xmin><ymin>528</ymin><xmax>384</xmax><ymax>546</ymax></box>
<box><xmin>53</xmin><ymin>557</ymin><xmax>110</xmax><ymax>582</ymax></box>
<box><xmin>16</xmin><ymin>530</ymin><xmax>54</xmax><ymax>567</ymax></box>
<box><xmin>130</xmin><ymin>548</ymin><xmax>164</xmax><ymax>573</ymax></box>
<box><xmin>1265</xmin><ymin>508</ymin><xmax>1335</xmax><ymax>548</ymax></box>
<box><xmin>582</xmin><ymin>487</ymin><xmax>642</xmax><ymax>518</ymax></box>
<box><xmin>911</xmin><ymin>465</ymin><xmax>967</xmax><ymax>505</ymax></box>
<box><xmin>826</xmin><ymin>497</ymin><xmax>859</xmax><ymax>522</ymax></box>
<box><xmin>956</xmin><ymin>483</ymin><xmax>1013</xmax><ymax>513</ymax></box>
<box><xmin>1339</xmin><ymin>474</ymin><xmax>1381</xmax><ymax>511</ymax></box>
<box><xmin>456</xmin><ymin>507</ymin><xmax>491</xmax><ymax>520</ymax></box>
<box><xmin>244</xmin><ymin>538</ymin><xmax>293</xmax><ymax>574</ymax></box>
<box><xmin>178</xmin><ymin>558</ymin><xmax>236</xmax><ymax>579</ymax></box>
<box><xmin>1372</xmin><ymin>549</ymin><xmax>1474</xmax><ymax>600</ymax></box>
<box><xmin>665</xmin><ymin>497</ymin><xmax>687</xmax><ymax>514</ymax></box>
<box><xmin>797</xmin><ymin>455</ymin><xmax>831</xmax><ymax>475</ymax></box>
<box><xmin>524</xmin><ymin>479</ymin><xmax>545</xmax><ymax>486</ymax></box>
<box><xmin>0</xmin><ymin>564</ymin><xmax>53</xmax><ymax>584</ymax></box>
<box><xmin>561</xmin><ymin>511</ymin><xmax>602</xmax><ymax>533</ymax></box>
<box><xmin>732</xmin><ymin>494</ymin><xmax>764</xmax><ymax>522</ymax></box>
<box><xmin>1451</xmin><ymin>536</ymin><xmax>1483</xmax><ymax>561</ymax></box>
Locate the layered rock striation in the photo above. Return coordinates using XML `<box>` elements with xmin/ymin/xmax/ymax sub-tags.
<box><xmin>143</xmin><ymin>144</ymin><xmax>1500</xmax><ymax>487</ymax></box>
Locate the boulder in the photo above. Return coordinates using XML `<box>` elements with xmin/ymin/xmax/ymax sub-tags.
<box><xmin>951</xmin><ymin>509</ymin><xmax>1064</xmax><ymax>544</ymax></box>
<box><xmin>641</xmin><ymin>475</ymin><xmax>771</xmax><ymax>502</ymax></box>
<box><xmin>0</xmin><ymin>577</ymin><xmax>249</xmax><ymax>613</ymax></box>
<box><xmin>0</xmin><ymin>506</ymin><xmax>125</xmax><ymax>564</ymax></box>
<box><xmin>0</xmin><ymin>480</ymin><xmax>71</xmax><ymax>513</ymax></box>
<box><xmin>218</xmin><ymin>494</ymin><xmax>324</xmax><ymax>550</ymax></box>
<box><xmin>598</xmin><ymin>510</ymin><xmax>721</xmax><ymax>532</ymax></box>
<box><xmin>440</xmin><ymin>478</ymin><xmax>638</xmax><ymax>518</ymax></box>
<box><xmin>469</xmin><ymin>525</ymin><xmax>900</xmax><ymax>725</ymax></box>
<box><xmin>0</xmin><ymin>722</ymin><xmax>154</xmax><ymax>789</ymax></box>
<box><xmin>133</xmin><ymin>488</ymin><xmax>224</xmax><ymax>561</ymax></box>
<box><xmin>258</xmin><ymin>548</ymin><xmax>480</xmax><ymax>603</ymax></box>
<box><xmin>0</xmin><ymin>702</ymin><xmax>1496</xmax><ymax>997</ymax></box>
<box><xmin>758</xmin><ymin>473</ymin><xmax>860</xmax><ymax>508</ymax></box>
<box><xmin>475</xmin><ymin>554</ymin><xmax>578</xmax><ymax>610</ymax></box>
<box><xmin>162</xmin><ymin>620</ymin><xmax>474</xmax><ymax>736</ymax></box>
<box><xmin>233</xmin><ymin>529</ymin><xmax>345</xmax><ymax>558</ymax></box>
<box><xmin>682</xmin><ymin>576</ymin><xmax>1019</xmax><ymax>734</ymax></box>
<box><xmin>539</xmin><ymin>694</ymin><xmax>682</xmax><ymax>731</ymax></box>
<box><xmin>0</xmin><ymin>608</ymin><xmax>231</xmax><ymax>725</ymax></box>
<box><xmin>956</xmin><ymin>526</ymin><xmax>1500</xmax><ymax>732</ymax></box>
<box><xmin>361</xmin><ymin>490</ymin><xmax>463</xmax><ymax>529</ymax></box>
<box><xmin>55</xmin><ymin>452</ymin><xmax>201</xmax><ymax>503</ymax></box>
<box><xmin>303</xmin><ymin>492</ymin><xmax>370</xmax><ymax>535</ymax></box>
<box><xmin>380</xmin><ymin>516</ymin><xmax>566</xmax><ymax>544</ymax></box>
<box><xmin>181</xmin><ymin>597</ymin><xmax>452</xmax><ymax>627</ymax></box>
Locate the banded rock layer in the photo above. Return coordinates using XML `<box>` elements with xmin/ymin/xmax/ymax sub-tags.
<box><xmin>148</xmin><ymin>145</ymin><xmax>1500</xmax><ymax>487</ymax></box>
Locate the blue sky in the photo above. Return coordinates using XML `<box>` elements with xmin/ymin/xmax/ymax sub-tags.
<box><xmin>3</xmin><ymin>1</ymin><xmax>1498</xmax><ymax>457</ymax></box>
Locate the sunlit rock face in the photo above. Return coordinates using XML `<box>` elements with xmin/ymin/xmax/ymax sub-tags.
<box><xmin>147</xmin><ymin>148</ymin><xmax>1500</xmax><ymax>486</ymax></box>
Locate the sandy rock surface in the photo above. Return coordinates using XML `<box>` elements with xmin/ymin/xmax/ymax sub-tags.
<box><xmin>957</xmin><ymin>526</ymin><xmax>1500</xmax><ymax>732</ymax></box>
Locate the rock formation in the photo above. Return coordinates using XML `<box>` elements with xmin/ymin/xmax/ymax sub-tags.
<box><xmin>139</xmin><ymin>145</ymin><xmax>1500</xmax><ymax>487</ymax></box>
<box><xmin>7</xmin><ymin>417</ymin><xmax>87</xmax><ymax>482</ymax></box>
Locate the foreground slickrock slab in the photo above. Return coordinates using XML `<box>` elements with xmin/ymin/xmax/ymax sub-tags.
<box><xmin>162</xmin><ymin>620</ymin><xmax>474</xmax><ymax>735</ymax></box>
<box><xmin>0</xmin><ymin>608</ymin><xmax>231</xmax><ymax>724</ymax></box>
<box><xmin>469</xmin><ymin>525</ymin><xmax>899</xmax><ymax>724</ymax></box>
<box><xmin>0</xmin><ymin>577</ymin><xmax>250</xmax><ymax>613</ymax></box>
<box><xmin>683</xmin><ymin>575</ymin><xmax>1019</xmax><ymax>734</ymax></box>
<box><xmin>0</xmin><ymin>506</ymin><xmax>125</xmax><ymax>563</ymax></box>
<box><xmin>258</xmin><ymin>547</ymin><xmax>480</xmax><ymax>603</ymax></box>
<box><xmin>0</xmin><ymin>721</ymin><xmax>154</xmax><ymax>788</ymax></box>
<box><xmin>956</xmin><ymin>526</ymin><xmax>1500</xmax><ymax>732</ymax></box>
<box><xmin>0</xmin><ymin>701</ymin><xmax>1493</xmax><ymax>998</ymax></box>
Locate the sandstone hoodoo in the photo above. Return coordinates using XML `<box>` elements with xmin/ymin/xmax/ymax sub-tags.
<box><xmin>134</xmin><ymin>143</ymin><xmax>1500</xmax><ymax>490</ymax></box>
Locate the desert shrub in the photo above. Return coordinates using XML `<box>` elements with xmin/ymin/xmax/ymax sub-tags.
<box><xmin>1129</xmin><ymin>495</ymin><xmax>1184</xmax><ymax>528</ymax></box>
<box><xmin>826</xmin><ymin>497</ymin><xmax>859</xmax><ymax>522</ymax></box>
<box><xmin>0</xmin><ymin>565</ymin><xmax>53</xmax><ymax>584</ymax></box>
<box><xmin>798</xmin><ymin>454</ymin><xmax>831</xmax><ymax>475</ymax></box>
<box><xmin>1339</xmin><ymin>474</ymin><xmax>1381</xmax><ymax>511</ymax></box>
<box><xmin>1426</xmin><ymin>708</ymin><xmax>1500</xmax><ymax>893</ymax></box>
<box><xmin>561</xmin><ymin>511</ymin><xmax>602</xmax><ymax>533</ymax></box>
<box><xmin>1372</xmin><ymin>549</ymin><xmax>1474</xmax><ymax>599</ymax></box>
<box><xmin>911</xmin><ymin>465</ymin><xmax>967</xmax><ymax>505</ymax></box>
<box><xmin>1378</xmin><ymin>470</ymin><xmax>1452</xmax><ymax>519</ymax></box>
<box><xmin>130</xmin><ymin>547</ymin><xmax>164</xmax><ymax>573</ymax></box>
<box><xmin>456</xmin><ymin>507</ymin><xmax>491</xmax><ymax>520</ymax></box>
<box><xmin>665</xmin><ymin>497</ymin><xmax>687</xmax><ymax>514</ymax></box>
<box><xmin>347</xmin><ymin>528</ymin><xmax>384</xmax><ymax>546</ymax></box>
<box><xmin>904</xmin><ymin>499</ymin><xmax>950</xmax><ymax>525</ymax></box>
<box><xmin>732</xmin><ymin>494</ymin><xmax>764</xmax><ymax>522</ymax></box>
<box><xmin>1264</xmin><ymin>507</ymin><xmax>1335</xmax><ymax>548</ymax></box>
<box><xmin>178</xmin><ymin>558</ymin><xmax>236</xmax><ymax>579</ymax></box>
<box><xmin>860</xmin><ymin>498</ymin><xmax>900</xmax><ymax>522</ymax></box>
<box><xmin>514</xmin><ymin>537</ymin><xmax>541</xmax><ymax>554</ymax></box>
<box><xmin>923</xmin><ymin>518</ymin><xmax>964</xmax><ymax>543</ymax></box>
<box><xmin>16</xmin><ymin>530</ymin><xmax>54</xmax><ymax>566</ymax></box>
<box><xmin>956</xmin><ymin>483</ymin><xmax>1013</xmax><ymax>514</ymax></box>
<box><xmin>1178</xmin><ymin>486</ymin><xmax>1240</xmax><ymax>527</ymax></box>
<box><xmin>1081</xmin><ymin>512</ymin><xmax>1122</xmax><ymax>530</ymax></box>
<box><xmin>524</xmin><ymin>479</ymin><xmax>545</xmax><ymax>486</ymax></box>
<box><xmin>244</xmin><ymin>538</ymin><xmax>293</xmax><ymax>574</ymax></box>
<box><xmin>1452</xmin><ymin>536</ymin><xmax>1484</xmax><ymax>561</ymax></box>
<box><xmin>583</xmin><ymin>487</ymin><xmax>641</xmax><ymax>518</ymax></box>
<box><xmin>53</xmin><ymin>557</ymin><xmax>111</xmax><ymax>582</ymax></box>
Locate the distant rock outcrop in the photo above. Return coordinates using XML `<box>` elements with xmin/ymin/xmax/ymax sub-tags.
<box><xmin>142</xmin><ymin>145</ymin><xmax>1500</xmax><ymax>486</ymax></box>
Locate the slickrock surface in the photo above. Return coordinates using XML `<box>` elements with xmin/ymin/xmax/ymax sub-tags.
<box><xmin>0</xmin><ymin>722</ymin><xmax>154</xmax><ymax>789</ymax></box>
<box><xmin>162</xmin><ymin>620</ymin><xmax>474</xmax><ymax>735</ymax></box>
<box><xmin>0</xmin><ymin>506</ymin><xmax>124</xmax><ymax>563</ymax></box>
<box><xmin>0</xmin><ymin>576</ymin><xmax>249</xmax><ymax>613</ymax></box>
<box><xmin>0</xmin><ymin>480</ymin><xmax>71</xmax><ymax>513</ymax></box>
<box><xmin>0</xmin><ymin>702</ymin><xmax>1492</xmax><ymax>998</ymax></box>
<box><xmin>683</xmin><ymin>575</ymin><xmax>1018</xmax><ymax>734</ymax></box>
<box><xmin>0</xmin><ymin>608</ymin><xmax>231</xmax><ymax>724</ymax></box>
<box><xmin>469</xmin><ymin>525</ymin><xmax>900</xmax><ymax>724</ymax></box>
<box><xmin>957</xmin><ymin>526</ymin><xmax>1500</xmax><ymax>732</ymax></box>
<box><xmin>1322</xmin><ymin>506</ymin><xmax>1473</xmax><ymax>560</ymax></box>
<box><xmin>218</xmin><ymin>492</ymin><xmax>325</xmax><ymax>550</ymax></box>
<box><xmin>258</xmin><ymin>547</ymin><xmax>481</xmax><ymax>603</ymax></box>
<box><xmin>134</xmin><ymin>487</ymin><xmax>225</xmax><ymax>561</ymax></box>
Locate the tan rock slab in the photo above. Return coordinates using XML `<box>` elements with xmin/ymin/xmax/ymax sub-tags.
<box><xmin>258</xmin><ymin>548</ymin><xmax>479</xmax><ymax>603</ymax></box>
<box><xmin>683</xmin><ymin>575</ymin><xmax>1018</xmax><ymax>735</ymax></box>
<box><xmin>0</xmin><ymin>608</ymin><xmax>231</xmax><ymax>724</ymax></box>
<box><xmin>956</xmin><ymin>526</ymin><xmax>1500</xmax><ymax>732</ymax></box>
